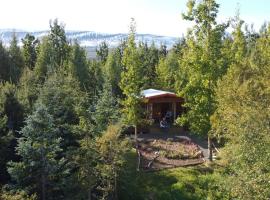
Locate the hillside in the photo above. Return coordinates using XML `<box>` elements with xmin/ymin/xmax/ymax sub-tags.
<box><xmin>0</xmin><ymin>29</ymin><xmax>179</xmax><ymax>58</ymax></box>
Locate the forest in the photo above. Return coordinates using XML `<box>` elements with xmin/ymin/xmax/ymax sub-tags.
<box><xmin>0</xmin><ymin>0</ymin><xmax>269</xmax><ymax>199</ymax></box>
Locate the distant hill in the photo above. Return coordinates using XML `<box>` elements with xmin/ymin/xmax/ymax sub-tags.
<box><xmin>0</xmin><ymin>30</ymin><xmax>180</xmax><ymax>59</ymax></box>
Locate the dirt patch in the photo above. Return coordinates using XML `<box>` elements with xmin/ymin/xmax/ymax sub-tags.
<box><xmin>137</xmin><ymin>138</ymin><xmax>205</xmax><ymax>171</ymax></box>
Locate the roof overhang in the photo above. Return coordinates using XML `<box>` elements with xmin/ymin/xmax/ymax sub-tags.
<box><xmin>141</xmin><ymin>89</ymin><xmax>183</xmax><ymax>102</ymax></box>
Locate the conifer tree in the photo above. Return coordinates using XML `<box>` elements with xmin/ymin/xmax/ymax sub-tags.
<box><xmin>8</xmin><ymin>34</ymin><xmax>24</xmax><ymax>83</ymax></box>
<box><xmin>68</xmin><ymin>41</ymin><xmax>91</xmax><ymax>91</ymax></box>
<box><xmin>22</xmin><ymin>34</ymin><xmax>39</xmax><ymax>70</ymax></box>
<box><xmin>96</xmin><ymin>41</ymin><xmax>109</xmax><ymax>65</ymax></box>
<box><xmin>93</xmin><ymin>80</ymin><xmax>120</xmax><ymax>133</ymax></box>
<box><xmin>0</xmin><ymin>41</ymin><xmax>11</xmax><ymax>82</ymax></box>
<box><xmin>103</xmin><ymin>49</ymin><xmax>123</xmax><ymax>96</ymax></box>
<box><xmin>48</xmin><ymin>19</ymin><xmax>70</xmax><ymax>68</ymax></box>
<box><xmin>8</xmin><ymin>104</ymin><xmax>68</xmax><ymax>200</ymax></box>
<box><xmin>0</xmin><ymin>82</ymin><xmax>24</xmax><ymax>184</ymax></box>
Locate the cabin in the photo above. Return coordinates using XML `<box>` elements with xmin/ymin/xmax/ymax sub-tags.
<box><xmin>141</xmin><ymin>89</ymin><xmax>184</xmax><ymax>125</ymax></box>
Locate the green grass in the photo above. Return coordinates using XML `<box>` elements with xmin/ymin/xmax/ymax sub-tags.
<box><xmin>118</xmin><ymin>150</ymin><xmax>224</xmax><ymax>200</ymax></box>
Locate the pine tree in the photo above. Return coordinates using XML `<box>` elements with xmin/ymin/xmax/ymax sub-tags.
<box><xmin>156</xmin><ymin>50</ymin><xmax>179</xmax><ymax>91</ymax></box>
<box><xmin>8</xmin><ymin>104</ymin><xmax>68</xmax><ymax>200</ymax></box>
<box><xmin>103</xmin><ymin>49</ymin><xmax>123</xmax><ymax>96</ymax></box>
<box><xmin>93</xmin><ymin>80</ymin><xmax>120</xmax><ymax>133</ymax></box>
<box><xmin>0</xmin><ymin>41</ymin><xmax>11</xmax><ymax>82</ymax></box>
<box><xmin>68</xmin><ymin>41</ymin><xmax>91</xmax><ymax>91</ymax></box>
<box><xmin>34</xmin><ymin>37</ymin><xmax>54</xmax><ymax>81</ymax></box>
<box><xmin>22</xmin><ymin>34</ymin><xmax>39</xmax><ymax>70</ymax></box>
<box><xmin>0</xmin><ymin>82</ymin><xmax>24</xmax><ymax>184</ymax></box>
<box><xmin>8</xmin><ymin>34</ymin><xmax>25</xmax><ymax>83</ymax></box>
<box><xmin>96</xmin><ymin>41</ymin><xmax>109</xmax><ymax>65</ymax></box>
<box><xmin>48</xmin><ymin>19</ymin><xmax>70</xmax><ymax>68</ymax></box>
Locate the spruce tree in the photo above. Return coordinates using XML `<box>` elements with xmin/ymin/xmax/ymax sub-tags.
<box><xmin>68</xmin><ymin>41</ymin><xmax>91</xmax><ymax>91</ymax></box>
<box><xmin>8</xmin><ymin>104</ymin><xmax>68</xmax><ymax>200</ymax></box>
<box><xmin>22</xmin><ymin>34</ymin><xmax>39</xmax><ymax>70</ymax></box>
<box><xmin>8</xmin><ymin>34</ymin><xmax>25</xmax><ymax>83</ymax></box>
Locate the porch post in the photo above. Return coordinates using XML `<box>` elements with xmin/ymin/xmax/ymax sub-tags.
<box><xmin>149</xmin><ymin>103</ymin><xmax>153</xmax><ymax>119</ymax></box>
<box><xmin>173</xmin><ymin>102</ymin><xmax>176</xmax><ymax>122</ymax></box>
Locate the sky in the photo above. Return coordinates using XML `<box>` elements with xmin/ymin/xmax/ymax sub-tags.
<box><xmin>0</xmin><ymin>0</ymin><xmax>269</xmax><ymax>37</ymax></box>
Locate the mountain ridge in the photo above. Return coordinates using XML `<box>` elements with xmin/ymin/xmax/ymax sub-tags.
<box><xmin>0</xmin><ymin>29</ymin><xmax>180</xmax><ymax>49</ymax></box>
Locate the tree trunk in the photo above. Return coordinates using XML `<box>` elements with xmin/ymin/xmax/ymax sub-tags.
<box><xmin>208</xmin><ymin>136</ymin><xmax>213</xmax><ymax>161</ymax></box>
<box><xmin>134</xmin><ymin>124</ymin><xmax>138</xmax><ymax>148</ymax></box>
<box><xmin>88</xmin><ymin>188</ymin><xmax>92</xmax><ymax>200</ymax></box>
<box><xmin>135</xmin><ymin>125</ymin><xmax>140</xmax><ymax>171</ymax></box>
<box><xmin>114</xmin><ymin>172</ymin><xmax>118</xmax><ymax>200</ymax></box>
<box><xmin>42</xmin><ymin>173</ymin><xmax>46</xmax><ymax>200</ymax></box>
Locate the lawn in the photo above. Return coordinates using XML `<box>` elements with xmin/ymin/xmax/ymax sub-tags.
<box><xmin>118</xmin><ymin>150</ymin><xmax>223</xmax><ymax>200</ymax></box>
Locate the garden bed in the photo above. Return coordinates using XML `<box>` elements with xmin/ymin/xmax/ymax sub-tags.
<box><xmin>137</xmin><ymin>138</ymin><xmax>205</xmax><ymax>171</ymax></box>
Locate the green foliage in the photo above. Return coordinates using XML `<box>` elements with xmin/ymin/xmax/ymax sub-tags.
<box><xmin>0</xmin><ymin>82</ymin><xmax>24</xmax><ymax>184</ymax></box>
<box><xmin>88</xmin><ymin>60</ymin><xmax>104</xmax><ymax>95</ymax></box>
<box><xmin>0</xmin><ymin>187</ymin><xmax>37</xmax><ymax>200</ymax></box>
<box><xmin>138</xmin><ymin>42</ymin><xmax>159</xmax><ymax>88</ymax></box>
<box><xmin>34</xmin><ymin>37</ymin><xmax>54</xmax><ymax>81</ymax></box>
<box><xmin>22</xmin><ymin>33</ymin><xmax>39</xmax><ymax>70</ymax></box>
<box><xmin>8</xmin><ymin>104</ymin><xmax>68</xmax><ymax>199</ymax></box>
<box><xmin>120</xmin><ymin>18</ymin><xmax>143</xmax><ymax>127</ymax></box>
<box><xmin>212</xmin><ymin>25</ymin><xmax>270</xmax><ymax>199</ymax></box>
<box><xmin>37</xmin><ymin>72</ymin><xmax>87</xmax><ymax>148</ymax></box>
<box><xmin>176</xmin><ymin>0</ymin><xmax>228</xmax><ymax>136</ymax></box>
<box><xmin>156</xmin><ymin>50</ymin><xmax>179</xmax><ymax>91</ymax></box>
<box><xmin>34</xmin><ymin>20</ymin><xmax>70</xmax><ymax>82</ymax></box>
<box><xmin>0</xmin><ymin>41</ymin><xmax>11</xmax><ymax>82</ymax></box>
<box><xmin>48</xmin><ymin>19</ymin><xmax>70</xmax><ymax>68</ymax></box>
<box><xmin>68</xmin><ymin>41</ymin><xmax>91</xmax><ymax>91</ymax></box>
<box><xmin>96</xmin><ymin>41</ymin><xmax>109</xmax><ymax>64</ymax></box>
<box><xmin>17</xmin><ymin>68</ymin><xmax>40</xmax><ymax>112</ymax></box>
<box><xmin>8</xmin><ymin>34</ymin><xmax>25</xmax><ymax>83</ymax></box>
<box><xmin>103</xmin><ymin>49</ymin><xmax>123</xmax><ymax>96</ymax></box>
<box><xmin>119</xmin><ymin>151</ymin><xmax>226</xmax><ymax>200</ymax></box>
<box><xmin>95</xmin><ymin>124</ymin><xmax>130</xmax><ymax>199</ymax></box>
<box><xmin>93</xmin><ymin>81</ymin><xmax>120</xmax><ymax>133</ymax></box>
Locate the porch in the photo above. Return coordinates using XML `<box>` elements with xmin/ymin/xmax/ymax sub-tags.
<box><xmin>142</xmin><ymin>89</ymin><xmax>184</xmax><ymax>125</ymax></box>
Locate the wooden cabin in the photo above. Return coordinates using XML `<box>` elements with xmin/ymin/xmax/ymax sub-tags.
<box><xmin>141</xmin><ymin>89</ymin><xmax>184</xmax><ymax>124</ymax></box>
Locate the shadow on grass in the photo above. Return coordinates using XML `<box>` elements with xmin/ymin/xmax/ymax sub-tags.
<box><xmin>118</xmin><ymin>150</ymin><xmax>216</xmax><ymax>200</ymax></box>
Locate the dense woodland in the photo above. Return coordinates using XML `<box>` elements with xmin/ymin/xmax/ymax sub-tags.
<box><xmin>0</xmin><ymin>0</ymin><xmax>269</xmax><ymax>199</ymax></box>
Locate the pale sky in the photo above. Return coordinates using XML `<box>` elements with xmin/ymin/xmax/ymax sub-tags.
<box><xmin>0</xmin><ymin>0</ymin><xmax>269</xmax><ymax>37</ymax></box>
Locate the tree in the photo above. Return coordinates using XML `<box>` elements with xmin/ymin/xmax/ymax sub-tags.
<box><xmin>48</xmin><ymin>19</ymin><xmax>70</xmax><ymax>68</ymax></box>
<box><xmin>8</xmin><ymin>104</ymin><xmax>68</xmax><ymax>200</ymax></box>
<box><xmin>211</xmin><ymin>23</ymin><xmax>270</xmax><ymax>200</ymax></box>
<box><xmin>34</xmin><ymin>37</ymin><xmax>54</xmax><ymax>81</ymax></box>
<box><xmin>156</xmin><ymin>50</ymin><xmax>179</xmax><ymax>91</ymax></box>
<box><xmin>0</xmin><ymin>41</ymin><xmax>10</xmax><ymax>82</ymax></box>
<box><xmin>93</xmin><ymin>80</ymin><xmax>120</xmax><ymax>133</ymax></box>
<box><xmin>120</xmin><ymin>18</ymin><xmax>143</xmax><ymax>149</ymax></box>
<box><xmin>176</xmin><ymin>0</ymin><xmax>228</xmax><ymax>160</ymax></box>
<box><xmin>22</xmin><ymin>34</ymin><xmax>39</xmax><ymax>70</ymax></box>
<box><xmin>103</xmin><ymin>49</ymin><xmax>123</xmax><ymax>96</ymax></box>
<box><xmin>95</xmin><ymin>125</ymin><xmax>130</xmax><ymax>199</ymax></box>
<box><xmin>0</xmin><ymin>82</ymin><xmax>24</xmax><ymax>184</ymax></box>
<box><xmin>8</xmin><ymin>34</ymin><xmax>25</xmax><ymax>83</ymax></box>
<box><xmin>88</xmin><ymin>60</ymin><xmax>104</xmax><ymax>95</ymax></box>
<box><xmin>96</xmin><ymin>41</ymin><xmax>109</xmax><ymax>65</ymax></box>
<box><xmin>138</xmin><ymin>42</ymin><xmax>159</xmax><ymax>88</ymax></box>
<box><xmin>68</xmin><ymin>41</ymin><xmax>91</xmax><ymax>91</ymax></box>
